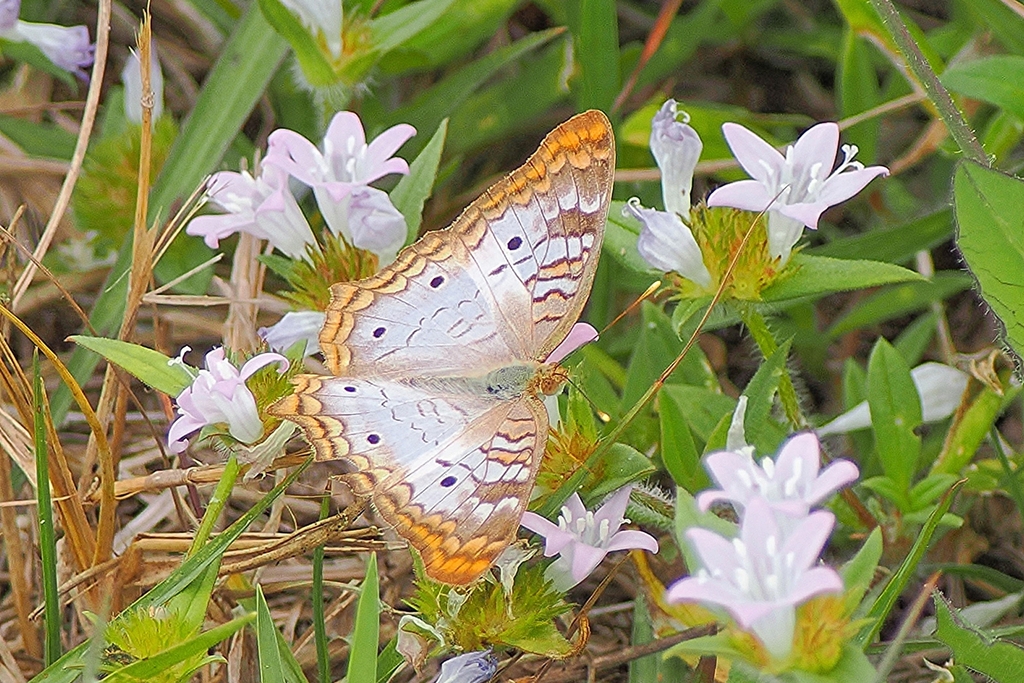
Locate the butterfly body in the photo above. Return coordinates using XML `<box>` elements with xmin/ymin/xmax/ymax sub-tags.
<box><xmin>272</xmin><ymin>111</ymin><xmax>614</xmax><ymax>584</ymax></box>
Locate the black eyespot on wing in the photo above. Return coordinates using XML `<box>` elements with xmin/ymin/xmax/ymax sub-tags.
<box><xmin>430</xmin><ymin>275</ymin><xmax>444</xmax><ymax>288</ymax></box>
<box><xmin>507</xmin><ymin>236</ymin><xmax>522</xmax><ymax>250</ymax></box>
<box><xmin>440</xmin><ymin>475</ymin><xmax>456</xmax><ymax>487</ymax></box>
<box><xmin>344</xmin><ymin>386</ymin><xmax>356</xmax><ymax>393</ymax></box>
<box><xmin>367</xmin><ymin>434</ymin><xmax>380</xmax><ymax>445</ymax></box>
<box><xmin>373</xmin><ymin>326</ymin><xmax>386</xmax><ymax>338</ymax></box>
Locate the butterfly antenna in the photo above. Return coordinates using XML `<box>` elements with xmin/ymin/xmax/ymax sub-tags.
<box><xmin>564</xmin><ymin>376</ymin><xmax>611</xmax><ymax>423</ymax></box>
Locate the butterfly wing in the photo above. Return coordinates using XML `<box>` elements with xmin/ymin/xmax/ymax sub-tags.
<box><xmin>275</xmin><ymin>375</ymin><xmax>547</xmax><ymax>584</ymax></box>
<box><xmin>319</xmin><ymin>109</ymin><xmax>615</xmax><ymax>376</ymax></box>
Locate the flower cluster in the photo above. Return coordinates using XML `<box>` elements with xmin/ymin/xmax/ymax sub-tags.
<box><xmin>521</xmin><ymin>485</ymin><xmax>659</xmax><ymax>591</ymax></box>
<box><xmin>187</xmin><ymin>111</ymin><xmax>414</xmax><ymax>265</ymax></box>
<box><xmin>0</xmin><ymin>0</ymin><xmax>94</xmax><ymax>79</ymax></box>
<box><xmin>627</xmin><ymin>99</ymin><xmax>888</xmax><ymax>290</ymax></box>
<box><xmin>666</xmin><ymin>432</ymin><xmax>858</xmax><ymax>662</ymax></box>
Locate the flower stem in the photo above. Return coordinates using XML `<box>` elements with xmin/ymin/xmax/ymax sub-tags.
<box><xmin>738</xmin><ymin>306</ymin><xmax>805</xmax><ymax>430</ymax></box>
<box><xmin>188</xmin><ymin>452</ymin><xmax>240</xmax><ymax>557</ymax></box>
<box><xmin>869</xmin><ymin>0</ymin><xmax>987</xmax><ymax>165</ymax></box>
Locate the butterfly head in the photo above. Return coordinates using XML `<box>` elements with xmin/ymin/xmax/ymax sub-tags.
<box><xmin>531</xmin><ymin>363</ymin><xmax>570</xmax><ymax>397</ymax></box>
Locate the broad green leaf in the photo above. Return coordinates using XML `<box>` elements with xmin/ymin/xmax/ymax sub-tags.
<box><xmin>893</xmin><ymin>311</ymin><xmax>938</xmax><ymax>366</ymax></box>
<box><xmin>657</xmin><ymin>385</ymin><xmax>736</xmax><ymax>447</ymax></box>
<box><xmin>761</xmin><ymin>254</ymin><xmax>923</xmax><ymax>303</ymax></box>
<box><xmin>827</xmin><ymin>272</ymin><xmax>973</xmax><ymax>338</ymax></box>
<box><xmin>658</xmin><ymin>388</ymin><xmax>708</xmax><ymax>491</ymax></box>
<box><xmin>376</xmin><ymin>638</ymin><xmax>405</xmax><ymax>683</ymax></box>
<box><xmin>942</xmin><ymin>56</ymin><xmax>1024</xmax><ymax>122</ymax></box>
<box><xmin>151</xmin><ymin>2</ymin><xmax>288</xmax><ymax>291</ymax></box>
<box><xmin>809</xmin><ymin>209</ymin><xmax>952</xmax><ymax>264</ymax></box>
<box><xmin>953</xmin><ymin>161</ymin><xmax>1024</xmax><ymax>364</ymax></box>
<box><xmin>348</xmin><ymin>554</ymin><xmax>380</xmax><ymax>682</ymax></box>
<box><xmin>573</xmin><ymin>0</ymin><xmax>620</xmax><ymax>111</ymax></box>
<box><xmin>258</xmin><ymin>0</ymin><xmax>335</xmax><ymax>86</ymax></box>
<box><xmin>392</xmin><ymin>119</ymin><xmax>447</xmax><ymax>246</ymax></box>
<box><xmin>68</xmin><ymin>336</ymin><xmax>193</xmax><ymax>397</ymax></box>
<box><xmin>256</xmin><ymin>586</ymin><xmax>286</xmax><ymax>683</ymax></box>
<box><xmin>909</xmin><ymin>474</ymin><xmax>959</xmax><ymax>511</ymax></box>
<box><xmin>933</xmin><ymin>592</ymin><xmax>1024</xmax><ymax>682</ymax></box>
<box><xmin>867</xmin><ymin>338</ymin><xmax>921</xmax><ymax>498</ymax></box>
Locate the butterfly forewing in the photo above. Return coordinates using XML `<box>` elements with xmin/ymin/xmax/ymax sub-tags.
<box><xmin>274</xmin><ymin>110</ymin><xmax>615</xmax><ymax>584</ymax></box>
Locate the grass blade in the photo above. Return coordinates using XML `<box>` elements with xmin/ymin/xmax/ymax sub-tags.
<box><xmin>347</xmin><ymin>553</ymin><xmax>380</xmax><ymax>682</ymax></box>
<box><xmin>33</xmin><ymin>353</ymin><xmax>61</xmax><ymax>665</ymax></box>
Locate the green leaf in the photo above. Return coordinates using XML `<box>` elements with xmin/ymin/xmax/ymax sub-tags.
<box><xmin>761</xmin><ymin>254</ymin><xmax>923</xmax><ymax>303</ymax></box>
<box><xmin>841</xmin><ymin>527</ymin><xmax>883</xmax><ymax>606</ymax></box>
<box><xmin>953</xmin><ymin>161</ymin><xmax>1024</xmax><ymax>365</ymax></box>
<box><xmin>34</xmin><ymin>360</ymin><xmax>60</xmax><ymax>666</ymax></box>
<box><xmin>256</xmin><ymin>586</ymin><xmax>286</xmax><ymax>683</ymax></box>
<box><xmin>573</xmin><ymin>0</ymin><xmax>620</xmax><ymax>111</ymax></box>
<box><xmin>809</xmin><ymin>209</ymin><xmax>952</xmax><ymax>264</ymax></box>
<box><xmin>391</xmin><ymin>119</ymin><xmax>447</xmax><ymax>247</ymax></box>
<box><xmin>961</xmin><ymin>0</ymin><xmax>1024</xmax><ymax>56</ymax></box>
<box><xmin>909</xmin><ymin>473</ymin><xmax>959</xmax><ymax>511</ymax></box>
<box><xmin>942</xmin><ymin>56</ymin><xmax>1024</xmax><ymax>122</ymax></box>
<box><xmin>933</xmin><ymin>591</ymin><xmax>1024</xmax><ymax>682</ymax></box>
<box><xmin>258</xmin><ymin>0</ymin><xmax>336</xmax><ymax>86</ymax></box>
<box><xmin>827</xmin><ymin>272</ymin><xmax>973</xmax><ymax>338</ymax></box>
<box><xmin>376</xmin><ymin>638</ymin><xmax>405</xmax><ymax>683</ymax></box>
<box><xmin>658</xmin><ymin>388</ymin><xmax>707</xmax><ymax>491</ymax></box>
<box><xmin>370</xmin><ymin>0</ymin><xmax>458</xmax><ymax>55</ymax></box>
<box><xmin>838</xmin><ymin>30</ymin><xmax>881</xmax><ymax>165</ymax></box>
<box><xmin>657</xmin><ymin>386</ymin><xmax>736</xmax><ymax>447</ymax></box>
<box><xmin>68</xmin><ymin>336</ymin><xmax>193</xmax><ymax>396</ymax></box>
<box><xmin>348</xmin><ymin>554</ymin><xmax>380</xmax><ymax>683</ymax></box>
<box><xmin>867</xmin><ymin>338</ymin><xmax>921</xmax><ymax>498</ymax></box>
<box><xmin>0</xmin><ymin>115</ymin><xmax>77</xmax><ymax>159</ymax></box>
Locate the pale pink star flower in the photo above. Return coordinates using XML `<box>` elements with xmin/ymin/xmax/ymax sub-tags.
<box><xmin>666</xmin><ymin>497</ymin><xmax>844</xmax><ymax>660</ymax></box>
<box><xmin>167</xmin><ymin>347</ymin><xmax>289</xmax><ymax>454</ymax></box>
<box><xmin>625</xmin><ymin>100</ymin><xmax>711</xmax><ymax>287</ymax></box>
<box><xmin>707</xmin><ymin>122</ymin><xmax>888</xmax><ymax>264</ymax></box>
<box><xmin>697</xmin><ymin>432</ymin><xmax>859</xmax><ymax>521</ymax></box>
<box><xmin>187</xmin><ymin>164</ymin><xmax>318</xmax><ymax>261</ymax></box>
<box><xmin>266</xmin><ymin>111</ymin><xmax>414</xmax><ymax>258</ymax></box>
<box><xmin>520</xmin><ymin>485</ymin><xmax>658</xmax><ymax>591</ymax></box>
<box><xmin>0</xmin><ymin>0</ymin><xmax>94</xmax><ymax>79</ymax></box>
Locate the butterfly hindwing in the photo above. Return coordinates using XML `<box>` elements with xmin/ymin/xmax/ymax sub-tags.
<box><xmin>275</xmin><ymin>374</ymin><xmax>547</xmax><ymax>585</ymax></box>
